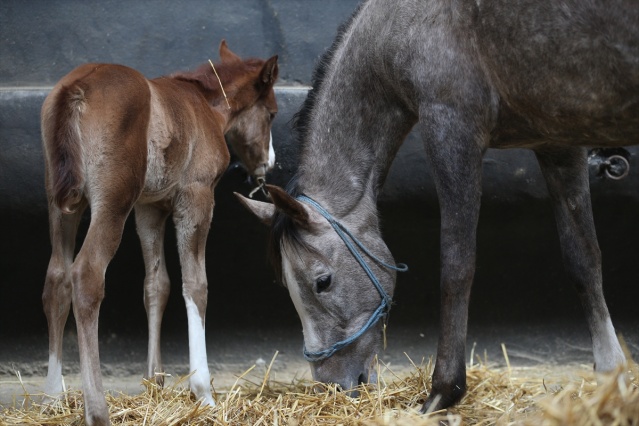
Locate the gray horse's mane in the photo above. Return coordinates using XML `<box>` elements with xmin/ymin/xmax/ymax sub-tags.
<box><xmin>270</xmin><ymin>1</ymin><xmax>368</xmax><ymax>282</ymax></box>
<box><xmin>290</xmin><ymin>0</ymin><xmax>367</xmax><ymax>140</ymax></box>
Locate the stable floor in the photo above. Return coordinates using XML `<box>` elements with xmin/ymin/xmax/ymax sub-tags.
<box><xmin>2</xmin><ymin>320</ymin><xmax>638</xmax><ymax>407</ymax></box>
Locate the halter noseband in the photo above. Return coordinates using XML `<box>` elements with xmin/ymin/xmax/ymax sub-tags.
<box><xmin>296</xmin><ymin>195</ymin><xmax>408</xmax><ymax>362</ymax></box>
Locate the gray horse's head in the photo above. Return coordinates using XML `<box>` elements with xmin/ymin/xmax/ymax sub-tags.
<box><xmin>236</xmin><ymin>185</ymin><xmax>401</xmax><ymax>393</ymax></box>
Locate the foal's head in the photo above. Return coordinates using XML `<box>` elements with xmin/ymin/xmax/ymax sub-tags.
<box><xmin>177</xmin><ymin>40</ymin><xmax>279</xmax><ymax>184</ymax></box>
<box><xmin>216</xmin><ymin>41</ymin><xmax>278</xmax><ymax>184</ymax></box>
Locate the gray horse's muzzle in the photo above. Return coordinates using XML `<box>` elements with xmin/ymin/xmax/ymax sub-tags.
<box><xmin>310</xmin><ymin>338</ymin><xmax>380</xmax><ymax>397</ymax></box>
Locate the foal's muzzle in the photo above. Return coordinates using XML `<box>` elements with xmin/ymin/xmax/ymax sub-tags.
<box><xmin>248</xmin><ymin>164</ymin><xmax>271</xmax><ymax>198</ymax></box>
<box><xmin>253</xmin><ymin>163</ymin><xmax>270</xmax><ymax>182</ymax></box>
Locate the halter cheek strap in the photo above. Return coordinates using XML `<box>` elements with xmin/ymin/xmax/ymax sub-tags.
<box><xmin>296</xmin><ymin>195</ymin><xmax>408</xmax><ymax>362</ymax></box>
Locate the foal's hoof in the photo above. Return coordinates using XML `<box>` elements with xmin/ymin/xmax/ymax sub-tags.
<box><xmin>201</xmin><ymin>393</ymin><xmax>216</xmax><ymax>407</ymax></box>
<box><xmin>84</xmin><ymin>413</ymin><xmax>111</xmax><ymax>426</ymax></box>
<box><xmin>40</xmin><ymin>393</ymin><xmax>63</xmax><ymax>414</ymax></box>
<box><xmin>153</xmin><ymin>373</ymin><xmax>166</xmax><ymax>388</ymax></box>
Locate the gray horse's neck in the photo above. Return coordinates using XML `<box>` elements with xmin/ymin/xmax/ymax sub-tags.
<box><xmin>295</xmin><ymin>1</ymin><xmax>417</xmax><ymax>222</ymax></box>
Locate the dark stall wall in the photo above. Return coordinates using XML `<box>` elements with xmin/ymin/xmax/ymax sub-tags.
<box><xmin>0</xmin><ymin>0</ymin><xmax>359</xmax><ymax>337</ymax></box>
<box><xmin>2</xmin><ymin>87</ymin><xmax>638</xmax><ymax>338</ymax></box>
<box><xmin>0</xmin><ymin>0</ymin><xmax>359</xmax><ymax>86</ymax></box>
<box><xmin>1</xmin><ymin>1</ymin><xmax>638</xmax><ymax>341</ymax></box>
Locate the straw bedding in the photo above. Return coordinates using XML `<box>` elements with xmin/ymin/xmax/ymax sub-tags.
<box><xmin>1</xmin><ymin>351</ymin><xmax>637</xmax><ymax>425</ymax></box>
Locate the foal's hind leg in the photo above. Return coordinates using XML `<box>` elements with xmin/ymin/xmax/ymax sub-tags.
<box><xmin>43</xmin><ymin>201</ymin><xmax>86</xmax><ymax>397</ymax></box>
<box><xmin>72</xmin><ymin>200</ymin><xmax>137</xmax><ymax>426</ymax></box>
<box><xmin>535</xmin><ymin>146</ymin><xmax>625</xmax><ymax>371</ymax></box>
<box><xmin>173</xmin><ymin>184</ymin><xmax>216</xmax><ymax>406</ymax></box>
<box><xmin>134</xmin><ymin>203</ymin><xmax>171</xmax><ymax>386</ymax></box>
<box><xmin>419</xmin><ymin>107</ymin><xmax>485</xmax><ymax>412</ymax></box>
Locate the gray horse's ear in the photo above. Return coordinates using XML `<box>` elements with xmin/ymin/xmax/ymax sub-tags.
<box><xmin>219</xmin><ymin>39</ymin><xmax>242</xmax><ymax>63</ymax></box>
<box><xmin>234</xmin><ymin>192</ymin><xmax>274</xmax><ymax>225</ymax></box>
<box><xmin>265</xmin><ymin>184</ymin><xmax>310</xmax><ymax>227</ymax></box>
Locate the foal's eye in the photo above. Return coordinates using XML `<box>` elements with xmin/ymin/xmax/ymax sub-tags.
<box><xmin>316</xmin><ymin>275</ymin><xmax>332</xmax><ymax>293</ymax></box>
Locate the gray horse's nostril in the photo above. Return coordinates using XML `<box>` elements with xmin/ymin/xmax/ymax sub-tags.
<box><xmin>358</xmin><ymin>373</ymin><xmax>367</xmax><ymax>385</ymax></box>
<box><xmin>346</xmin><ymin>387</ymin><xmax>360</xmax><ymax>398</ymax></box>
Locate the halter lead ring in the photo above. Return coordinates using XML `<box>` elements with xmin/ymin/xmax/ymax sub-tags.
<box><xmin>296</xmin><ymin>195</ymin><xmax>408</xmax><ymax>362</ymax></box>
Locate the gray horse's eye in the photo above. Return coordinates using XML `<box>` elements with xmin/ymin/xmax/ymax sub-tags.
<box><xmin>316</xmin><ymin>275</ymin><xmax>332</xmax><ymax>293</ymax></box>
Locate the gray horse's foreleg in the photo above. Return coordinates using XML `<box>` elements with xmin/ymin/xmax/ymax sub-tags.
<box><xmin>535</xmin><ymin>146</ymin><xmax>625</xmax><ymax>371</ymax></box>
<box><xmin>419</xmin><ymin>107</ymin><xmax>485</xmax><ymax>412</ymax></box>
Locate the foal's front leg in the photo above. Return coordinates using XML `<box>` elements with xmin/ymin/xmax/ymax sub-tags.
<box><xmin>173</xmin><ymin>184</ymin><xmax>215</xmax><ymax>406</ymax></box>
<box><xmin>535</xmin><ymin>146</ymin><xmax>625</xmax><ymax>371</ymax></box>
<box><xmin>134</xmin><ymin>204</ymin><xmax>171</xmax><ymax>386</ymax></box>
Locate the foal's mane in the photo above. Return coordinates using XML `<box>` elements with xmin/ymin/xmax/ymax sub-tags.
<box><xmin>172</xmin><ymin>58</ymin><xmax>266</xmax><ymax>101</ymax></box>
<box><xmin>270</xmin><ymin>2</ymin><xmax>367</xmax><ymax>282</ymax></box>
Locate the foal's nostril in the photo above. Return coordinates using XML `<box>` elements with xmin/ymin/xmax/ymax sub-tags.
<box><xmin>253</xmin><ymin>163</ymin><xmax>268</xmax><ymax>179</ymax></box>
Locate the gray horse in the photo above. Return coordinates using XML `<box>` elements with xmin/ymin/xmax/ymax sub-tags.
<box><xmin>238</xmin><ymin>0</ymin><xmax>636</xmax><ymax>412</ymax></box>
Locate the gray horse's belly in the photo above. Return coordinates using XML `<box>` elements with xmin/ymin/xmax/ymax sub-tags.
<box><xmin>489</xmin><ymin>101</ymin><xmax>639</xmax><ymax>149</ymax></box>
<box><xmin>474</xmin><ymin>0</ymin><xmax>639</xmax><ymax>148</ymax></box>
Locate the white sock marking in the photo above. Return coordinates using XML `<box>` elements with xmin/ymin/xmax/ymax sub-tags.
<box><xmin>267</xmin><ymin>131</ymin><xmax>276</xmax><ymax>169</ymax></box>
<box><xmin>185</xmin><ymin>296</ymin><xmax>215</xmax><ymax>406</ymax></box>
<box><xmin>44</xmin><ymin>354</ymin><xmax>64</xmax><ymax>396</ymax></box>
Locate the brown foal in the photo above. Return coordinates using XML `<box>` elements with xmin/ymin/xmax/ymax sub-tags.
<box><xmin>40</xmin><ymin>41</ymin><xmax>278</xmax><ymax>426</ymax></box>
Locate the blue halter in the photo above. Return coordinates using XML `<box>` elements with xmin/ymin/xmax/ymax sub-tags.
<box><xmin>296</xmin><ymin>195</ymin><xmax>408</xmax><ymax>362</ymax></box>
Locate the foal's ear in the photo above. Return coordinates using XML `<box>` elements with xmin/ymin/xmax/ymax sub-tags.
<box><xmin>219</xmin><ymin>39</ymin><xmax>242</xmax><ymax>63</ymax></box>
<box><xmin>260</xmin><ymin>55</ymin><xmax>279</xmax><ymax>86</ymax></box>
<box><xmin>265</xmin><ymin>184</ymin><xmax>311</xmax><ymax>228</ymax></box>
<box><xmin>234</xmin><ymin>192</ymin><xmax>274</xmax><ymax>225</ymax></box>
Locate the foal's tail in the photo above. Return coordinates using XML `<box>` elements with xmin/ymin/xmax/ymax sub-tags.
<box><xmin>43</xmin><ymin>82</ymin><xmax>87</xmax><ymax>214</ymax></box>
